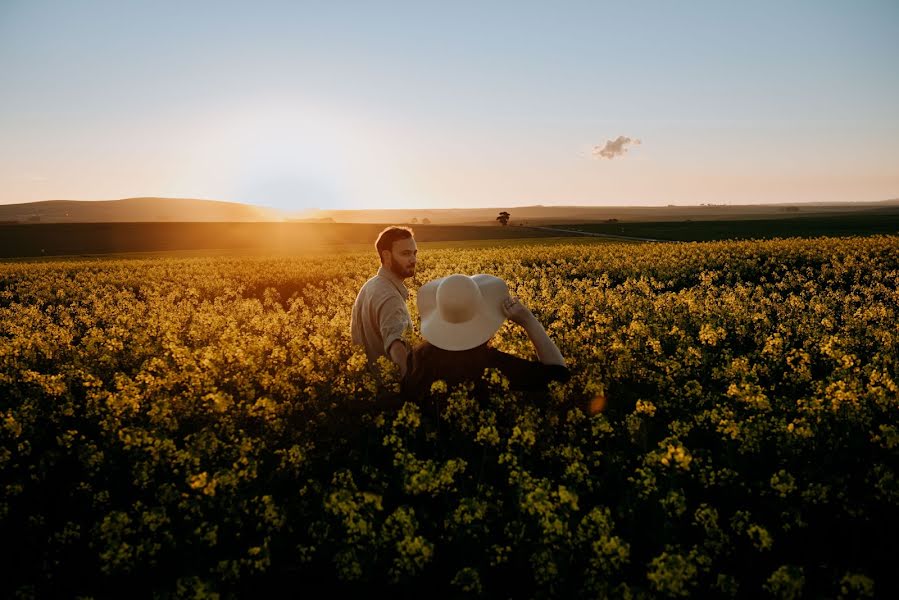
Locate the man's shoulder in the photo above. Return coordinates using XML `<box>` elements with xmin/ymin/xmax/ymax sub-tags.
<box><xmin>354</xmin><ymin>275</ymin><xmax>402</xmax><ymax>314</ymax></box>
<box><xmin>358</xmin><ymin>273</ymin><xmax>381</xmax><ymax>290</ymax></box>
<box><xmin>357</xmin><ymin>273</ymin><xmax>388</xmax><ymax>296</ymax></box>
<box><xmin>361</xmin><ymin>272</ymin><xmax>404</xmax><ymax>298</ymax></box>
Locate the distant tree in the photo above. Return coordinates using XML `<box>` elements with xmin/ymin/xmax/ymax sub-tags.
<box><xmin>422</xmin><ymin>217</ymin><xmax>431</xmax><ymax>224</ymax></box>
<box><xmin>410</xmin><ymin>217</ymin><xmax>418</xmax><ymax>224</ymax></box>
<box><xmin>496</xmin><ymin>211</ymin><xmax>511</xmax><ymax>226</ymax></box>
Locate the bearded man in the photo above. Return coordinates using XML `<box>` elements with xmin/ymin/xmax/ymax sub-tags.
<box><xmin>350</xmin><ymin>226</ymin><xmax>417</xmax><ymax>377</ymax></box>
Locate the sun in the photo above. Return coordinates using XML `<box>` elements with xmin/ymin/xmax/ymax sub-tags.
<box><xmin>181</xmin><ymin>100</ymin><xmax>418</xmax><ymax>213</ymax></box>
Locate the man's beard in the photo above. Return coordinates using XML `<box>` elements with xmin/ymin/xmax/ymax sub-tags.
<box><xmin>389</xmin><ymin>262</ymin><xmax>413</xmax><ymax>279</ymax></box>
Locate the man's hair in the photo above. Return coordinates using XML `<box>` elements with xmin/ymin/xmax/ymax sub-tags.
<box><xmin>375</xmin><ymin>226</ymin><xmax>414</xmax><ymax>263</ymax></box>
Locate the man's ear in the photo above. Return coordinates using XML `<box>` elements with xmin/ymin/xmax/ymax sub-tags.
<box><xmin>380</xmin><ymin>249</ymin><xmax>391</xmax><ymax>265</ymax></box>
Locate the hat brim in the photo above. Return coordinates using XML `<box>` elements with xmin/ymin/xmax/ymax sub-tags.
<box><xmin>418</xmin><ymin>274</ymin><xmax>509</xmax><ymax>351</ymax></box>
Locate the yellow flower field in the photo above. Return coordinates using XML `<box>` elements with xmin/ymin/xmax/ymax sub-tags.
<box><xmin>1</xmin><ymin>236</ymin><xmax>897</xmax><ymax>598</ymax></box>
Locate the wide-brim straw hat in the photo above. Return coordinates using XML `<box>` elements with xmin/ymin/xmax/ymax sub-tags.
<box><xmin>418</xmin><ymin>274</ymin><xmax>509</xmax><ymax>351</ymax></box>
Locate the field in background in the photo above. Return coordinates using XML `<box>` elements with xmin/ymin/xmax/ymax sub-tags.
<box><xmin>314</xmin><ymin>199</ymin><xmax>899</xmax><ymax>225</ymax></box>
<box><xmin>0</xmin><ymin>222</ymin><xmax>582</xmax><ymax>258</ymax></box>
<box><xmin>554</xmin><ymin>212</ymin><xmax>899</xmax><ymax>241</ymax></box>
<box><xmin>4</xmin><ymin>196</ymin><xmax>898</xmax><ymax>226</ymax></box>
<box><xmin>2</xmin><ymin>210</ymin><xmax>897</xmax><ymax>258</ymax></box>
<box><xmin>0</xmin><ymin>236</ymin><xmax>627</xmax><ymax>263</ymax></box>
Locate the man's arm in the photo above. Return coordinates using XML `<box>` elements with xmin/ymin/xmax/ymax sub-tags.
<box><xmin>378</xmin><ymin>295</ymin><xmax>413</xmax><ymax>376</ymax></box>
<box><xmin>388</xmin><ymin>339</ymin><xmax>410</xmax><ymax>378</ymax></box>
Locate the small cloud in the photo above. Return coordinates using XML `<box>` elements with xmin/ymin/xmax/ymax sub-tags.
<box><xmin>593</xmin><ymin>136</ymin><xmax>641</xmax><ymax>160</ymax></box>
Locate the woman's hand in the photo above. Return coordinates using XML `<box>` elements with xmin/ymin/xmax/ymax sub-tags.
<box><xmin>502</xmin><ymin>296</ymin><xmax>536</xmax><ymax>326</ymax></box>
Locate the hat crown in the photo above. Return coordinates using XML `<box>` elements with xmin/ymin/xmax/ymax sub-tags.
<box><xmin>417</xmin><ymin>273</ymin><xmax>509</xmax><ymax>351</ymax></box>
<box><xmin>436</xmin><ymin>275</ymin><xmax>481</xmax><ymax>324</ymax></box>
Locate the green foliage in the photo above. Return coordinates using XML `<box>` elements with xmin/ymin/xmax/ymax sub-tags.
<box><xmin>1</xmin><ymin>236</ymin><xmax>898</xmax><ymax>597</ymax></box>
<box><xmin>555</xmin><ymin>212</ymin><xmax>899</xmax><ymax>241</ymax></box>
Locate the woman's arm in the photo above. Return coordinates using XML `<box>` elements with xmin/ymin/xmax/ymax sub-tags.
<box><xmin>502</xmin><ymin>298</ymin><xmax>567</xmax><ymax>367</ymax></box>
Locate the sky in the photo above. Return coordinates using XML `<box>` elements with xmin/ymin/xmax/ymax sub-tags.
<box><xmin>1</xmin><ymin>0</ymin><xmax>898</xmax><ymax>211</ymax></box>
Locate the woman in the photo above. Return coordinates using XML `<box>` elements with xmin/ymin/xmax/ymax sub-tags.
<box><xmin>402</xmin><ymin>274</ymin><xmax>570</xmax><ymax>400</ymax></box>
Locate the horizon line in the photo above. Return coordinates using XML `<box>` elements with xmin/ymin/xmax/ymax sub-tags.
<box><xmin>3</xmin><ymin>195</ymin><xmax>898</xmax><ymax>211</ymax></box>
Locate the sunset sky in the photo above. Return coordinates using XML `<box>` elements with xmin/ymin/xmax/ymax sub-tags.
<box><xmin>1</xmin><ymin>0</ymin><xmax>898</xmax><ymax>211</ymax></box>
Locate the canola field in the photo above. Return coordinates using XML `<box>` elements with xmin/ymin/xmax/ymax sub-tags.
<box><xmin>1</xmin><ymin>236</ymin><xmax>898</xmax><ymax>598</ymax></box>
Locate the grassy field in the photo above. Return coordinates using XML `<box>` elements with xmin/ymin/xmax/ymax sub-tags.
<box><xmin>0</xmin><ymin>236</ymin><xmax>628</xmax><ymax>263</ymax></box>
<box><xmin>554</xmin><ymin>212</ymin><xmax>899</xmax><ymax>241</ymax></box>
<box><xmin>3</xmin><ymin>212</ymin><xmax>896</xmax><ymax>258</ymax></box>
<box><xmin>297</xmin><ymin>199</ymin><xmax>899</xmax><ymax>225</ymax></box>
<box><xmin>0</xmin><ymin>222</ymin><xmax>582</xmax><ymax>258</ymax></box>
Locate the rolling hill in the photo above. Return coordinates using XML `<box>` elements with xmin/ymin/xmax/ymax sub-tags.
<box><xmin>0</xmin><ymin>197</ymin><xmax>285</xmax><ymax>223</ymax></box>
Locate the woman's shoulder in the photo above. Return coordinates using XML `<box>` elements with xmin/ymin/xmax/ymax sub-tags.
<box><xmin>405</xmin><ymin>342</ymin><xmax>490</xmax><ymax>396</ymax></box>
<box><xmin>485</xmin><ymin>347</ymin><xmax>571</xmax><ymax>383</ymax></box>
<box><xmin>410</xmin><ymin>342</ymin><xmax>491</xmax><ymax>379</ymax></box>
<box><xmin>414</xmin><ymin>341</ymin><xmax>487</xmax><ymax>359</ymax></box>
<box><xmin>484</xmin><ymin>346</ymin><xmax>535</xmax><ymax>367</ymax></box>
<box><xmin>412</xmin><ymin>340</ymin><xmax>448</xmax><ymax>362</ymax></box>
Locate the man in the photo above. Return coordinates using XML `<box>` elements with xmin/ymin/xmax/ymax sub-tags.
<box><xmin>350</xmin><ymin>226</ymin><xmax>417</xmax><ymax>377</ymax></box>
